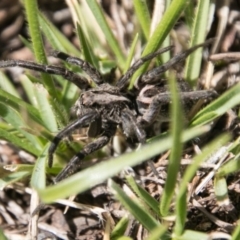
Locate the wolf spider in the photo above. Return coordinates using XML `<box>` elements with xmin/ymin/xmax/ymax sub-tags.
<box><xmin>0</xmin><ymin>40</ymin><xmax>217</xmax><ymax>182</ymax></box>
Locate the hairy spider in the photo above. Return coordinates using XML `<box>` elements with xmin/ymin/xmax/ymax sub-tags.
<box><xmin>0</xmin><ymin>40</ymin><xmax>217</xmax><ymax>182</ymax></box>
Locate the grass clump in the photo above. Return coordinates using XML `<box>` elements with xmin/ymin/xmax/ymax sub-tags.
<box><xmin>0</xmin><ymin>0</ymin><xmax>240</xmax><ymax>239</ymax></box>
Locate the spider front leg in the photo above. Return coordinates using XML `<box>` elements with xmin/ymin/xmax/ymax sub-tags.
<box><xmin>117</xmin><ymin>46</ymin><xmax>173</xmax><ymax>90</ymax></box>
<box><xmin>54</xmin><ymin>122</ymin><xmax>116</xmax><ymax>182</ymax></box>
<box><xmin>52</xmin><ymin>51</ymin><xmax>104</xmax><ymax>85</ymax></box>
<box><xmin>0</xmin><ymin>59</ymin><xmax>90</xmax><ymax>89</ymax></box>
<box><xmin>48</xmin><ymin>111</ymin><xmax>99</xmax><ymax>168</ymax></box>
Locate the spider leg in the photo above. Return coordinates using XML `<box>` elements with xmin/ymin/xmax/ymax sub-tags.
<box><xmin>0</xmin><ymin>60</ymin><xmax>90</xmax><ymax>89</ymax></box>
<box><xmin>52</xmin><ymin>51</ymin><xmax>104</xmax><ymax>85</ymax></box>
<box><xmin>48</xmin><ymin>111</ymin><xmax>99</xmax><ymax>168</ymax></box>
<box><xmin>141</xmin><ymin>39</ymin><xmax>214</xmax><ymax>84</ymax></box>
<box><xmin>55</xmin><ymin>122</ymin><xmax>116</xmax><ymax>182</ymax></box>
<box><xmin>139</xmin><ymin>90</ymin><xmax>218</xmax><ymax>126</ymax></box>
<box><xmin>121</xmin><ymin>109</ymin><xmax>161</xmax><ymax>177</ymax></box>
<box><xmin>121</xmin><ymin>109</ymin><xmax>146</xmax><ymax>144</ymax></box>
<box><xmin>116</xmin><ymin>46</ymin><xmax>173</xmax><ymax>90</ymax></box>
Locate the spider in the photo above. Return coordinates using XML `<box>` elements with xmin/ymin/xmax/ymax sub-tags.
<box><xmin>0</xmin><ymin>40</ymin><xmax>217</xmax><ymax>182</ymax></box>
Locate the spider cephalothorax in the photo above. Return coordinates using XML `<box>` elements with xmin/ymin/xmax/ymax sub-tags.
<box><xmin>0</xmin><ymin>40</ymin><xmax>217</xmax><ymax>182</ymax></box>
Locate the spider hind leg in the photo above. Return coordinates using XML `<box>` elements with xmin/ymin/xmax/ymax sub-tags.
<box><xmin>141</xmin><ymin>39</ymin><xmax>215</xmax><ymax>84</ymax></box>
<box><xmin>139</xmin><ymin>90</ymin><xmax>218</xmax><ymax>126</ymax></box>
<box><xmin>55</xmin><ymin>122</ymin><xmax>116</xmax><ymax>182</ymax></box>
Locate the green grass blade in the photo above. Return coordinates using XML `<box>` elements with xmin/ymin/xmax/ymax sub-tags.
<box><xmin>0</xmin><ymin>171</ymin><xmax>31</xmax><ymax>190</ymax></box>
<box><xmin>0</xmin><ymin>88</ymin><xmax>45</xmax><ymax>127</ymax></box>
<box><xmin>145</xmin><ymin>225</ymin><xmax>168</xmax><ymax>240</ymax></box>
<box><xmin>50</xmin><ymin>98</ymin><xmax>70</xmax><ymax>129</ymax></box>
<box><xmin>125</xmin><ymin>175</ymin><xmax>159</xmax><ymax>214</ymax></box>
<box><xmin>38</xmin><ymin>125</ymin><xmax>209</xmax><ymax>202</ymax></box>
<box><xmin>123</xmin><ymin>33</ymin><xmax>139</xmax><ymax>73</ymax></box>
<box><xmin>185</xmin><ymin>1</ymin><xmax>195</xmax><ymax>28</ymax></box>
<box><xmin>21</xmin><ymin>75</ymin><xmax>39</xmax><ymax>107</ymax></box>
<box><xmin>129</xmin><ymin>0</ymin><xmax>188</xmax><ymax>88</ymax></box>
<box><xmin>175</xmin><ymin>230</ymin><xmax>209</xmax><ymax>240</ymax></box>
<box><xmin>160</xmin><ymin>72</ymin><xmax>183</xmax><ymax>217</ymax></box>
<box><xmin>65</xmin><ymin>0</ymin><xmax>87</xmax><ymax>31</ymax></box>
<box><xmin>184</xmin><ymin>0</ymin><xmax>211</xmax><ymax>84</ymax></box>
<box><xmin>191</xmin><ymin>83</ymin><xmax>240</xmax><ymax>126</ymax></box>
<box><xmin>214</xmin><ymin>176</ymin><xmax>228</xmax><ymax>204</ymax></box>
<box><xmin>3</xmin><ymin>164</ymin><xmax>34</xmax><ymax>172</ymax></box>
<box><xmin>23</xmin><ymin>0</ymin><xmax>58</xmax><ymax>98</ymax></box>
<box><xmin>0</xmin><ymin>128</ymin><xmax>40</xmax><ymax>156</ymax></box>
<box><xmin>38</xmin><ymin>12</ymin><xmax>79</xmax><ymax>54</ymax></box>
<box><xmin>173</xmin><ymin>134</ymin><xmax>230</xmax><ymax>236</ymax></box>
<box><xmin>117</xmin><ymin>237</ymin><xmax>133</xmax><ymax>240</ymax></box>
<box><xmin>111</xmin><ymin>216</ymin><xmax>129</xmax><ymax>240</ymax></box>
<box><xmin>160</xmin><ymin>0</ymin><xmax>171</xmax><ymax>67</ymax></box>
<box><xmin>232</xmin><ymin>222</ymin><xmax>240</xmax><ymax>240</ymax></box>
<box><xmin>0</xmin><ymin>85</ymin><xmax>67</xmax><ymax>131</ymax></box>
<box><xmin>61</xmin><ymin>81</ymin><xmax>78</xmax><ymax>111</ymax></box>
<box><xmin>86</xmin><ymin>0</ymin><xmax>125</xmax><ymax>69</ymax></box>
<box><xmin>34</xmin><ymin>84</ymin><xmax>58</xmax><ymax>132</ymax></box>
<box><xmin>0</xmin><ymin>228</ymin><xmax>8</xmax><ymax>240</ymax></box>
<box><xmin>109</xmin><ymin>180</ymin><xmax>160</xmax><ymax>231</ymax></box>
<box><xmin>76</xmin><ymin>23</ymin><xmax>98</xmax><ymax>67</ymax></box>
<box><xmin>217</xmin><ymin>155</ymin><xmax>240</xmax><ymax>177</ymax></box>
<box><xmin>35</xmin><ymin>35</ymin><xmax>78</xmax><ymax>109</ymax></box>
<box><xmin>174</xmin><ymin>189</ymin><xmax>187</xmax><ymax>238</ymax></box>
<box><xmin>21</xmin><ymin>74</ymin><xmax>68</xmax><ymax>126</ymax></box>
<box><xmin>0</xmin><ymin>103</ymin><xmax>42</xmax><ymax>150</ymax></box>
<box><xmin>31</xmin><ymin>144</ymin><xmax>49</xmax><ymax>189</ymax></box>
<box><xmin>19</xmin><ymin>35</ymin><xmax>33</xmax><ymax>51</ymax></box>
<box><xmin>0</xmin><ymin>72</ymin><xmax>20</xmax><ymax>98</ymax></box>
<box><xmin>133</xmin><ymin>0</ymin><xmax>151</xmax><ymax>39</ymax></box>
<box><xmin>160</xmin><ymin>35</ymin><xmax>171</xmax><ymax>68</ymax></box>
